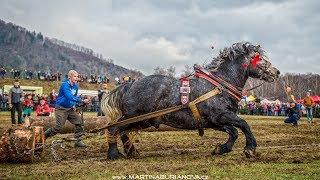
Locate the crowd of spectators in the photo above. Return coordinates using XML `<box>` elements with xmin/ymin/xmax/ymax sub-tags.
<box><xmin>1</xmin><ymin>67</ymin><xmax>138</xmax><ymax>84</ymax></box>
<box><xmin>1</xmin><ymin>67</ymin><xmax>63</xmax><ymax>81</ymax></box>
<box><xmin>238</xmin><ymin>101</ymin><xmax>320</xmax><ymax>117</ymax></box>
<box><xmin>0</xmin><ymin>91</ymin><xmax>102</xmax><ymax>113</ymax></box>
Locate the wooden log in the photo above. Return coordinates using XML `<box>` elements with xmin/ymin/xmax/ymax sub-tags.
<box><xmin>28</xmin><ymin>116</ymin><xmax>110</xmax><ymax>133</ymax></box>
<box><xmin>0</xmin><ymin>126</ymin><xmax>45</xmax><ymax>163</ymax></box>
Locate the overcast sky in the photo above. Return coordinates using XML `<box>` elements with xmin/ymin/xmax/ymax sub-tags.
<box><xmin>0</xmin><ymin>0</ymin><xmax>319</xmax><ymax>76</ymax></box>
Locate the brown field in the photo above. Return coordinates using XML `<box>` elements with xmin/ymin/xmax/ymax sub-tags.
<box><xmin>0</xmin><ymin>112</ymin><xmax>320</xmax><ymax>179</ymax></box>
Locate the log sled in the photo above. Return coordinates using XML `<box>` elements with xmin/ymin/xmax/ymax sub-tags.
<box><xmin>0</xmin><ymin>125</ymin><xmax>44</xmax><ymax>163</ymax></box>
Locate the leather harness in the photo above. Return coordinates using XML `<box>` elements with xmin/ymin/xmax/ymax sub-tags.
<box><xmin>91</xmin><ymin>66</ymin><xmax>243</xmax><ymax>136</ymax></box>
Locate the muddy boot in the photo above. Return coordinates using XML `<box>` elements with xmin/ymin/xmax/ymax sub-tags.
<box><xmin>75</xmin><ymin>140</ymin><xmax>87</xmax><ymax>147</ymax></box>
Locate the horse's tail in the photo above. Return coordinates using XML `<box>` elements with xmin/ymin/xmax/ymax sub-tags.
<box><xmin>101</xmin><ymin>83</ymin><xmax>133</xmax><ymax>123</ymax></box>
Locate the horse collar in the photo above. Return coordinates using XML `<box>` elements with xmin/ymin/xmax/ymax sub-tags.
<box><xmin>193</xmin><ymin>67</ymin><xmax>242</xmax><ymax>101</ymax></box>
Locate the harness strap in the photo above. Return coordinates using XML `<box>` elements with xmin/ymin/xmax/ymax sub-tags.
<box><xmin>189</xmin><ymin>87</ymin><xmax>221</xmax><ymax>136</ymax></box>
<box><xmin>90</xmin><ymin>88</ymin><xmax>222</xmax><ymax>134</ymax></box>
<box><xmin>196</xmin><ymin>68</ymin><xmax>242</xmax><ymax>99</ymax></box>
<box><xmin>195</xmin><ymin>72</ymin><xmax>242</xmax><ymax>101</ymax></box>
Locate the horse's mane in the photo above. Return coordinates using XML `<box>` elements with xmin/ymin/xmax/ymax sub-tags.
<box><xmin>206</xmin><ymin>42</ymin><xmax>265</xmax><ymax>70</ymax></box>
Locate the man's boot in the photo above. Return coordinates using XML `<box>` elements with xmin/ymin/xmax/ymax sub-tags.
<box><xmin>75</xmin><ymin>139</ymin><xmax>87</xmax><ymax>147</ymax></box>
<box><xmin>44</xmin><ymin>128</ymin><xmax>53</xmax><ymax>140</ymax></box>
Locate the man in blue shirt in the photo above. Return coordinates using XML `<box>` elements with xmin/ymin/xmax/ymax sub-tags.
<box><xmin>44</xmin><ymin>70</ymin><xmax>90</xmax><ymax>147</ymax></box>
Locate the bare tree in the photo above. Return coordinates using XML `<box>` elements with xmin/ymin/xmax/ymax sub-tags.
<box><xmin>166</xmin><ymin>66</ymin><xmax>176</xmax><ymax>78</ymax></box>
<box><xmin>180</xmin><ymin>65</ymin><xmax>193</xmax><ymax>78</ymax></box>
<box><xmin>153</xmin><ymin>66</ymin><xmax>166</xmax><ymax>75</ymax></box>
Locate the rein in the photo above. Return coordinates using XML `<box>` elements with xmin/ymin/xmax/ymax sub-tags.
<box><xmin>245</xmin><ymin>81</ymin><xmax>265</xmax><ymax>91</ymax></box>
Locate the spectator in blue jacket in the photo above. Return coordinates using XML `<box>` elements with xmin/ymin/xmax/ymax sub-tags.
<box><xmin>284</xmin><ymin>103</ymin><xmax>300</xmax><ymax>127</ymax></box>
<box><xmin>44</xmin><ymin>70</ymin><xmax>90</xmax><ymax>147</ymax></box>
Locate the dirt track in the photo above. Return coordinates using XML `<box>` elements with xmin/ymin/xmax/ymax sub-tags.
<box><xmin>1</xmin><ymin>115</ymin><xmax>320</xmax><ymax>179</ymax></box>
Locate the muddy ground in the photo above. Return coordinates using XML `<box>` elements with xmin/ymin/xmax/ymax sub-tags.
<box><xmin>0</xmin><ymin>114</ymin><xmax>320</xmax><ymax>179</ymax></box>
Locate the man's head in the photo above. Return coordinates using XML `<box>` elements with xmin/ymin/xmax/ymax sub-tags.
<box><xmin>290</xmin><ymin>102</ymin><xmax>296</xmax><ymax>108</ymax></box>
<box><xmin>307</xmin><ymin>92</ymin><xmax>310</xmax><ymax>97</ymax></box>
<box><xmin>101</xmin><ymin>82</ymin><xmax>108</xmax><ymax>90</ymax></box>
<box><xmin>68</xmin><ymin>70</ymin><xmax>79</xmax><ymax>85</ymax></box>
<box><xmin>13</xmin><ymin>80</ymin><xmax>19</xmax><ymax>87</ymax></box>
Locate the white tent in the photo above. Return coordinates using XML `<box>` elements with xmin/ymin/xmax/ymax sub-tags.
<box><xmin>260</xmin><ymin>98</ymin><xmax>271</xmax><ymax>105</ymax></box>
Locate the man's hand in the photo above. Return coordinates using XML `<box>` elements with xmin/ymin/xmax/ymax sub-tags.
<box><xmin>9</xmin><ymin>103</ymin><xmax>12</xmax><ymax>109</ymax></box>
<box><xmin>83</xmin><ymin>99</ymin><xmax>90</xmax><ymax>104</ymax></box>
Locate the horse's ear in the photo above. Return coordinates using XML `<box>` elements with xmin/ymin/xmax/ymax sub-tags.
<box><xmin>243</xmin><ymin>44</ymin><xmax>247</xmax><ymax>51</ymax></box>
<box><xmin>256</xmin><ymin>45</ymin><xmax>260</xmax><ymax>50</ymax></box>
<box><xmin>243</xmin><ymin>43</ymin><xmax>250</xmax><ymax>54</ymax></box>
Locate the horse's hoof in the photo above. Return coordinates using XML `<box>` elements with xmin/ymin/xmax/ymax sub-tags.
<box><xmin>107</xmin><ymin>152</ymin><xmax>125</xmax><ymax>160</ymax></box>
<box><xmin>211</xmin><ymin>143</ymin><xmax>222</xmax><ymax>155</ymax></box>
<box><xmin>243</xmin><ymin>148</ymin><xmax>256</xmax><ymax>158</ymax></box>
<box><xmin>127</xmin><ymin>149</ymin><xmax>140</xmax><ymax>158</ymax></box>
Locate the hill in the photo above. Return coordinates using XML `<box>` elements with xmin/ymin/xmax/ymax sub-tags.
<box><xmin>0</xmin><ymin>19</ymin><xmax>143</xmax><ymax>78</ymax></box>
<box><xmin>0</xmin><ymin>78</ymin><xmax>117</xmax><ymax>95</ymax></box>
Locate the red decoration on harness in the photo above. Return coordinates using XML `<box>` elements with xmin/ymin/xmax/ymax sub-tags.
<box><xmin>251</xmin><ymin>54</ymin><xmax>260</xmax><ymax>68</ymax></box>
<box><xmin>242</xmin><ymin>63</ymin><xmax>249</xmax><ymax>68</ymax></box>
<box><xmin>242</xmin><ymin>54</ymin><xmax>260</xmax><ymax>69</ymax></box>
<box><xmin>180</xmin><ymin>78</ymin><xmax>190</xmax><ymax>105</ymax></box>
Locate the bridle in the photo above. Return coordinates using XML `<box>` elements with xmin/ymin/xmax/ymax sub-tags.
<box><xmin>241</xmin><ymin>53</ymin><xmax>273</xmax><ymax>91</ymax></box>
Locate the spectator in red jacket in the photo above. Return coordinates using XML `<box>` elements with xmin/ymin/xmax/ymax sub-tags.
<box><xmin>36</xmin><ymin>99</ymin><xmax>51</xmax><ymax>116</ymax></box>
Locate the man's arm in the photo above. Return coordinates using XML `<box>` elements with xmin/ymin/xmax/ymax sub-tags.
<box><xmin>20</xmin><ymin>88</ymin><xmax>23</xmax><ymax>102</ymax></box>
<box><xmin>311</xmin><ymin>98</ymin><xmax>315</xmax><ymax>106</ymax></box>
<box><xmin>8</xmin><ymin>88</ymin><xmax>12</xmax><ymax>104</ymax></box>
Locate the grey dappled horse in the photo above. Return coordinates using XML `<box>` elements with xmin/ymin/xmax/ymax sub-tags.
<box><xmin>101</xmin><ymin>42</ymin><xmax>280</xmax><ymax>160</ymax></box>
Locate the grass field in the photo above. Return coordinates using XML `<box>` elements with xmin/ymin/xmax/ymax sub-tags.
<box><xmin>0</xmin><ymin>112</ymin><xmax>320</xmax><ymax>179</ymax></box>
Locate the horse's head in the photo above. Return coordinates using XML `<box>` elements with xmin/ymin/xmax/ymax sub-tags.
<box><xmin>206</xmin><ymin>42</ymin><xmax>280</xmax><ymax>85</ymax></box>
<box><xmin>242</xmin><ymin>43</ymin><xmax>280</xmax><ymax>82</ymax></box>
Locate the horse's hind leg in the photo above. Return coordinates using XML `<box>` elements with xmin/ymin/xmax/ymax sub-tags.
<box><xmin>107</xmin><ymin>118</ymin><xmax>135</xmax><ymax>160</ymax></box>
<box><xmin>121</xmin><ymin>133</ymin><xmax>140</xmax><ymax>158</ymax></box>
<box><xmin>106</xmin><ymin>126</ymin><xmax>126</xmax><ymax>160</ymax></box>
<box><xmin>212</xmin><ymin>125</ymin><xmax>238</xmax><ymax>155</ymax></box>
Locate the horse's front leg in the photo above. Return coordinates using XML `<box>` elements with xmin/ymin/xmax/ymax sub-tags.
<box><xmin>230</xmin><ymin>116</ymin><xmax>257</xmax><ymax>158</ymax></box>
<box><xmin>216</xmin><ymin>113</ymin><xmax>257</xmax><ymax>158</ymax></box>
<box><xmin>211</xmin><ymin>125</ymin><xmax>238</xmax><ymax>155</ymax></box>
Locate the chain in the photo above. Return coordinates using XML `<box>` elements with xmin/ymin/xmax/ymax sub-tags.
<box><xmin>12</xmin><ymin>138</ymin><xmax>27</xmax><ymax>162</ymax></box>
<box><xmin>50</xmin><ymin>140</ymin><xmax>65</xmax><ymax>162</ymax></box>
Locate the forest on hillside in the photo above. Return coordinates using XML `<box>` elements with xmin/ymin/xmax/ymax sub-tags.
<box><xmin>0</xmin><ymin>19</ymin><xmax>142</xmax><ymax>79</ymax></box>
